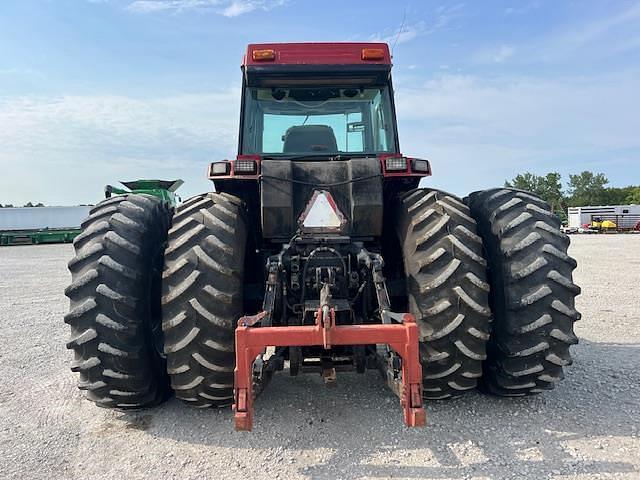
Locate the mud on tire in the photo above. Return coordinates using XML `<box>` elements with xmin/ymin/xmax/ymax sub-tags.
<box><xmin>162</xmin><ymin>193</ymin><xmax>246</xmax><ymax>408</ymax></box>
<box><xmin>397</xmin><ymin>189</ymin><xmax>492</xmax><ymax>399</ymax></box>
<box><xmin>64</xmin><ymin>194</ymin><xmax>171</xmax><ymax>408</ymax></box>
<box><xmin>466</xmin><ymin>188</ymin><xmax>581</xmax><ymax>396</ymax></box>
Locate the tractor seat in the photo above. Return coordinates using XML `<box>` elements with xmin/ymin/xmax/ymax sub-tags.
<box><xmin>282</xmin><ymin>125</ymin><xmax>338</xmax><ymax>153</ymax></box>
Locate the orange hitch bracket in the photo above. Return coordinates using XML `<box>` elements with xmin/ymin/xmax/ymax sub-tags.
<box><xmin>233</xmin><ymin>311</ymin><xmax>426</xmax><ymax>431</ymax></box>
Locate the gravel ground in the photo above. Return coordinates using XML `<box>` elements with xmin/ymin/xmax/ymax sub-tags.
<box><xmin>1</xmin><ymin>235</ymin><xmax>639</xmax><ymax>480</ymax></box>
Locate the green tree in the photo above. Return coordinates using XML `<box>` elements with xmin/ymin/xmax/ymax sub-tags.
<box><xmin>505</xmin><ymin>172</ymin><xmax>564</xmax><ymax>214</ymax></box>
<box><xmin>567</xmin><ymin>171</ymin><xmax>609</xmax><ymax>206</ymax></box>
<box><xmin>600</xmin><ymin>186</ymin><xmax>636</xmax><ymax>205</ymax></box>
<box><xmin>626</xmin><ymin>187</ymin><xmax>640</xmax><ymax>204</ymax></box>
<box><xmin>23</xmin><ymin>202</ymin><xmax>34</xmax><ymax>207</ymax></box>
<box><xmin>506</xmin><ymin>170</ymin><xmax>637</xmax><ymax>209</ymax></box>
<box><xmin>537</xmin><ymin>172</ymin><xmax>564</xmax><ymax>214</ymax></box>
<box><xmin>505</xmin><ymin>172</ymin><xmax>540</xmax><ymax>192</ymax></box>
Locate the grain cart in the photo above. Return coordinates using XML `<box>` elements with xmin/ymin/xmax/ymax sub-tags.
<box><xmin>65</xmin><ymin>43</ymin><xmax>580</xmax><ymax>431</ymax></box>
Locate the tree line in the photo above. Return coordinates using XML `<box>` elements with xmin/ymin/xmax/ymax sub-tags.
<box><xmin>0</xmin><ymin>202</ymin><xmax>46</xmax><ymax>208</ymax></box>
<box><xmin>505</xmin><ymin>171</ymin><xmax>640</xmax><ymax>220</ymax></box>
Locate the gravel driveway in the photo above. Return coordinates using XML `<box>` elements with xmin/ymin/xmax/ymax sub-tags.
<box><xmin>1</xmin><ymin>235</ymin><xmax>639</xmax><ymax>480</ymax></box>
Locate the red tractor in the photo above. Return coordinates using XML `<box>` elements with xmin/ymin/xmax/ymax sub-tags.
<box><xmin>65</xmin><ymin>43</ymin><xmax>581</xmax><ymax>430</ymax></box>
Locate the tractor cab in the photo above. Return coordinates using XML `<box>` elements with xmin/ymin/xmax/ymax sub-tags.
<box><xmin>209</xmin><ymin>43</ymin><xmax>430</xmax><ymax>241</ymax></box>
<box><xmin>239</xmin><ymin>43</ymin><xmax>399</xmax><ymax>159</ymax></box>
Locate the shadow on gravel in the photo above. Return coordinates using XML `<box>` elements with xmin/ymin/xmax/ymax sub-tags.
<box><xmin>114</xmin><ymin>341</ymin><xmax>640</xmax><ymax>479</ymax></box>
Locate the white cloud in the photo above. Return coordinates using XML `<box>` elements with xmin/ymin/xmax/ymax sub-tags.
<box><xmin>221</xmin><ymin>1</ymin><xmax>255</xmax><ymax>17</ymax></box>
<box><xmin>511</xmin><ymin>3</ymin><xmax>640</xmax><ymax>62</ymax></box>
<box><xmin>383</xmin><ymin>22</ymin><xmax>424</xmax><ymax>46</ymax></box>
<box><xmin>127</xmin><ymin>0</ymin><xmax>221</xmax><ymax>13</ymax></box>
<box><xmin>432</xmin><ymin>3</ymin><xmax>466</xmax><ymax>30</ymax></box>
<box><xmin>0</xmin><ymin>68</ymin><xmax>44</xmax><ymax>80</ymax></box>
<box><xmin>372</xmin><ymin>3</ymin><xmax>465</xmax><ymax>47</ymax></box>
<box><xmin>504</xmin><ymin>2</ymin><xmax>540</xmax><ymax>16</ymax></box>
<box><xmin>472</xmin><ymin>5</ymin><xmax>640</xmax><ymax>70</ymax></box>
<box><xmin>554</xmin><ymin>3</ymin><xmax>640</xmax><ymax>51</ymax></box>
<box><xmin>0</xmin><ymin>89</ymin><xmax>241</xmax><ymax>205</ymax></box>
<box><xmin>220</xmin><ymin>0</ymin><xmax>286</xmax><ymax>17</ymax></box>
<box><xmin>394</xmin><ymin>71</ymin><xmax>640</xmax><ymax>195</ymax></box>
<box><xmin>126</xmin><ymin>0</ymin><xmax>286</xmax><ymax>16</ymax></box>
<box><xmin>493</xmin><ymin>45</ymin><xmax>515</xmax><ymax>63</ymax></box>
<box><xmin>474</xmin><ymin>44</ymin><xmax>515</xmax><ymax>63</ymax></box>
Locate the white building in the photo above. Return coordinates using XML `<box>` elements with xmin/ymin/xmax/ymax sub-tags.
<box><xmin>568</xmin><ymin>204</ymin><xmax>640</xmax><ymax>229</ymax></box>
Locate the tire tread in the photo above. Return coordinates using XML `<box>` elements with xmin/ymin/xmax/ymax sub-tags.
<box><xmin>397</xmin><ymin>188</ymin><xmax>492</xmax><ymax>399</ymax></box>
<box><xmin>466</xmin><ymin>188</ymin><xmax>581</xmax><ymax>395</ymax></box>
<box><xmin>65</xmin><ymin>194</ymin><xmax>170</xmax><ymax>408</ymax></box>
<box><xmin>162</xmin><ymin>193</ymin><xmax>246</xmax><ymax>408</ymax></box>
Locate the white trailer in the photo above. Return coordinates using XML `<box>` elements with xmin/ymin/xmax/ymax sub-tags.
<box><xmin>567</xmin><ymin>204</ymin><xmax>640</xmax><ymax>229</ymax></box>
<box><xmin>0</xmin><ymin>206</ymin><xmax>91</xmax><ymax>232</ymax></box>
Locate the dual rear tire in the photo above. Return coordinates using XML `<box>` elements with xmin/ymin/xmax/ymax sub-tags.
<box><xmin>65</xmin><ymin>194</ymin><xmax>170</xmax><ymax>408</ymax></box>
<box><xmin>161</xmin><ymin>193</ymin><xmax>246</xmax><ymax>407</ymax></box>
<box><xmin>396</xmin><ymin>187</ymin><xmax>580</xmax><ymax>398</ymax></box>
<box><xmin>396</xmin><ymin>189</ymin><xmax>491</xmax><ymax>399</ymax></box>
<box><xmin>65</xmin><ymin>187</ymin><xmax>580</xmax><ymax>408</ymax></box>
<box><xmin>65</xmin><ymin>192</ymin><xmax>246</xmax><ymax>409</ymax></box>
<box><xmin>466</xmin><ymin>188</ymin><xmax>581</xmax><ymax>395</ymax></box>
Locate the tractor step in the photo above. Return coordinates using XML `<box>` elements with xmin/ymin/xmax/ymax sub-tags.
<box><xmin>233</xmin><ymin>310</ymin><xmax>426</xmax><ymax>431</ymax></box>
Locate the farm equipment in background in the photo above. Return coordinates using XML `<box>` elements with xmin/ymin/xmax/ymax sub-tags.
<box><xmin>590</xmin><ymin>218</ymin><xmax>617</xmax><ymax>232</ymax></box>
<box><xmin>578</xmin><ymin>216</ymin><xmax>640</xmax><ymax>234</ymax></box>
<box><xmin>105</xmin><ymin>179</ymin><xmax>184</xmax><ymax>209</ymax></box>
<box><xmin>589</xmin><ymin>215</ymin><xmax>640</xmax><ymax>233</ymax></box>
<box><xmin>0</xmin><ymin>227</ymin><xmax>82</xmax><ymax>246</ymax></box>
<box><xmin>569</xmin><ymin>204</ymin><xmax>640</xmax><ymax>233</ymax></box>
<box><xmin>1</xmin><ymin>180</ymin><xmax>183</xmax><ymax>246</ymax></box>
<box><xmin>0</xmin><ymin>206</ymin><xmax>90</xmax><ymax>246</ymax></box>
<box><xmin>64</xmin><ymin>43</ymin><xmax>581</xmax><ymax>431</ymax></box>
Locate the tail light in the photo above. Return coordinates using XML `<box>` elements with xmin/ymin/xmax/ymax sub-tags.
<box><xmin>380</xmin><ymin>154</ymin><xmax>432</xmax><ymax>177</ymax></box>
<box><xmin>252</xmin><ymin>49</ymin><xmax>276</xmax><ymax>61</ymax></box>
<box><xmin>209</xmin><ymin>156</ymin><xmax>261</xmax><ymax>179</ymax></box>
<box><xmin>209</xmin><ymin>161</ymin><xmax>231</xmax><ymax>176</ymax></box>
<box><xmin>411</xmin><ymin>159</ymin><xmax>431</xmax><ymax>174</ymax></box>
<box><xmin>361</xmin><ymin>48</ymin><xmax>385</xmax><ymax>61</ymax></box>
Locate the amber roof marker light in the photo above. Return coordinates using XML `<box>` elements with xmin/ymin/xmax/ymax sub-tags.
<box><xmin>252</xmin><ymin>49</ymin><xmax>276</xmax><ymax>61</ymax></box>
<box><xmin>361</xmin><ymin>48</ymin><xmax>385</xmax><ymax>61</ymax></box>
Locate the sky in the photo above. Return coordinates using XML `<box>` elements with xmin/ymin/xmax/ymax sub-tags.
<box><xmin>0</xmin><ymin>0</ymin><xmax>639</xmax><ymax>206</ymax></box>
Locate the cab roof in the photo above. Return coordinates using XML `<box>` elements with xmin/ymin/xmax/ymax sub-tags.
<box><xmin>242</xmin><ymin>43</ymin><xmax>393</xmax><ymax>87</ymax></box>
<box><xmin>243</xmin><ymin>42</ymin><xmax>392</xmax><ymax>67</ymax></box>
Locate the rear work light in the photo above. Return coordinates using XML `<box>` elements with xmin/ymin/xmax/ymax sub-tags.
<box><xmin>385</xmin><ymin>156</ymin><xmax>408</xmax><ymax>172</ymax></box>
<box><xmin>234</xmin><ymin>159</ymin><xmax>257</xmax><ymax>174</ymax></box>
<box><xmin>210</xmin><ymin>161</ymin><xmax>231</xmax><ymax>176</ymax></box>
<box><xmin>361</xmin><ymin>48</ymin><xmax>385</xmax><ymax>61</ymax></box>
<box><xmin>252</xmin><ymin>49</ymin><xmax>276</xmax><ymax>61</ymax></box>
<box><xmin>411</xmin><ymin>158</ymin><xmax>431</xmax><ymax>173</ymax></box>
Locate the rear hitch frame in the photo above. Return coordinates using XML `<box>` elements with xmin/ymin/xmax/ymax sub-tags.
<box><xmin>232</xmin><ymin>309</ymin><xmax>426</xmax><ymax>431</ymax></box>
